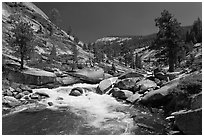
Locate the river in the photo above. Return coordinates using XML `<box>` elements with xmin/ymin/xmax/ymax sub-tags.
<box><xmin>2</xmin><ymin>83</ymin><xmax>168</xmax><ymax>135</ymax></box>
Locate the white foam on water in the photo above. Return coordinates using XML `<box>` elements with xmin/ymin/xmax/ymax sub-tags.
<box><xmin>33</xmin><ymin>83</ymin><xmax>134</xmax><ymax>133</ymax></box>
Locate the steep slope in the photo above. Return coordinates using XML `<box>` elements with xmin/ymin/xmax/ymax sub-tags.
<box><xmin>2</xmin><ymin>2</ymin><xmax>93</xmax><ymax>71</ymax></box>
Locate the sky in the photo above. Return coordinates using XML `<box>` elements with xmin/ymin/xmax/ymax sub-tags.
<box><xmin>34</xmin><ymin>2</ymin><xmax>202</xmax><ymax>43</ymax></box>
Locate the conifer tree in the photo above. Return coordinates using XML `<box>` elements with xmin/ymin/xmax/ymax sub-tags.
<box><xmin>153</xmin><ymin>10</ymin><xmax>182</xmax><ymax>72</ymax></box>
<box><xmin>8</xmin><ymin>14</ymin><xmax>35</xmax><ymax>69</ymax></box>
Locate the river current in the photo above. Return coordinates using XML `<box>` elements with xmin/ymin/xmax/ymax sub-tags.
<box><xmin>2</xmin><ymin>83</ymin><xmax>168</xmax><ymax>135</ymax></box>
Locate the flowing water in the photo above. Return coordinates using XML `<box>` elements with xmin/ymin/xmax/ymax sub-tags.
<box><xmin>2</xmin><ymin>83</ymin><xmax>168</xmax><ymax>135</ymax></box>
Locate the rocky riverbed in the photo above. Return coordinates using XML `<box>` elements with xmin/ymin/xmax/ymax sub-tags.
<box><xmin>2</xmin><ymin>67</ymin><xmax>202</xmax><ymax>135</ymax></box>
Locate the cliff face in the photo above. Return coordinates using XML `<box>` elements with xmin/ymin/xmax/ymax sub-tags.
<box><xmin>2</xmin><ymin>2</ymin><xmax>93</xmax><ymax>71</ymax></box>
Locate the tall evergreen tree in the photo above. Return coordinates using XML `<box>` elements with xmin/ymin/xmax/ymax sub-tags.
<box><xmin>8</xmin><ymin>14</ymin><xmax>35</xmax><ymax>69</ymax></box>
<box><xmin>153</xmin><ymin>10</ymin><xmax>182</xmax><ymax>72</ymax></box>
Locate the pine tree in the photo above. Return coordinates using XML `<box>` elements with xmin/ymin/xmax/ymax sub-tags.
<box><xmin>153</xmin><ymin>10</ymin><xmax>182</xmax><ymax>72</ymax></box>
<box><xmin>8</xmin><ymin>14</ymin><xmax>35</xmax><ymax>69</ymax></box>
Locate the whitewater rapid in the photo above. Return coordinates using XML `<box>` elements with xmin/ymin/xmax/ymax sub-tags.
<box><xmin>31</xmin><ymin>83</ymin><xmax>135</xmax><ymax>134</ymax></box>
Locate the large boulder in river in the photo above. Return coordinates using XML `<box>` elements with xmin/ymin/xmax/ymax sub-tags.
<box><xmin>172</xmin><ymin>108</ymin><xmax>202</xmax><ymax>135</ymax></box>
<box><xmin>69</xmin><ymin>87</ymin><xmax>84</xmax><ymax>96</ymax></box>
<box><xmin>111</xmin><ymin>88</ymin><xmax>133</xmax><ymax>100</ymax></box>
<box><xmin>96</xmin><ymin>77</ymin><xmax>118</xmax><ymax>94</ymax></box>
<box><xmin>115</xmin><ymin>77</ymin><xmax>141</xmax><ymax>92</ymax></box>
